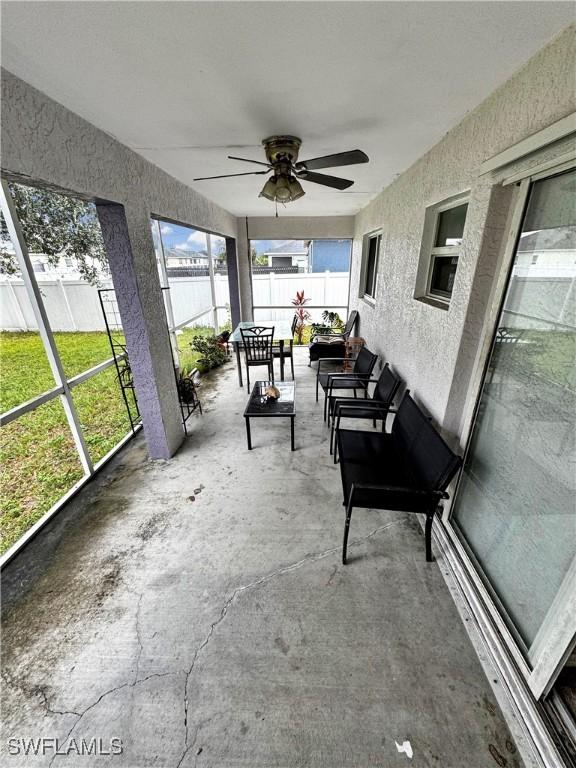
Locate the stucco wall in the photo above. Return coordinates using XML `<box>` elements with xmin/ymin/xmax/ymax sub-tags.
<box><xmin>349</xmin><ymin>24</ymin><xmax>576</xmax><ymax>436</ymax></box>
<box><xmin>0</xmin><ymin>68</ymin><xmax>240</xmax><ymax>457</ymax></box>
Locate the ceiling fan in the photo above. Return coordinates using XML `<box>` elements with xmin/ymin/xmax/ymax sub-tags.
<box><xmin>193</xmin><ymin>136</ymin><xmax>368</xmax><ymax>204</ymax></box>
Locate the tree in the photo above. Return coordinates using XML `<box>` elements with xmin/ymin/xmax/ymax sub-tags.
<box><xmin>251</xmin><ymin>246</ymin><xmax>268</xmax><ymax>266</ymax></box>
<box><xmin>0</xmin><ymin>184</ymin><xmax>107</xmax><ymax>285</ymax></box>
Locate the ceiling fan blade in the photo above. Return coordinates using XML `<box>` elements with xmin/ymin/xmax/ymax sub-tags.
<box><xmin>296</xmin><ymin>170</ymin><xmax>354</xmax><ymax>190</ymax></box>
<box><xmin>295</xmin><ymin>149</ymin><xmax>369</xmax><ymax>172</ymax></box>
<box><xmin>227</xmin><ymin>155</ymin><xmax>273</xmax><ymax>169</ymax></box>
<box><xmin>193</xmin><ymin>170</ymin><xmax>270</xmax><ymax>181</ymax></box>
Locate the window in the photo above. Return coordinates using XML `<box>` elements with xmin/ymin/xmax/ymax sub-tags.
<box><xmin>428</xmin><ymin>202</ymin><xmax>468</xmax><ymax>300</ymax></box>
<box><xmin>361</xmin><ymin>231</ymin><xmax>381</xmax><ymax>300</ymax></box>
<box><xmin>414</xmin><ymin>195</ymin><xmax>469</xmax><ymax>307</ymax></box>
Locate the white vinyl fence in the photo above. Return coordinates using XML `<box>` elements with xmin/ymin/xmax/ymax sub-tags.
<box><xmin>252</xmin><ymin>271</ymin><xmax>349</xmax><ymax>323</ymax></box>
<box><xmin>1</xmin><ymin>272</ymin><xmax>350</xmax><ymax>331</ymax></box>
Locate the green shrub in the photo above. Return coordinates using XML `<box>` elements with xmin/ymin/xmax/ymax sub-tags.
<box><xmin>190</xmin><ymin>334</ymin><xmax>228</xmax><ymax>372</ymax></box>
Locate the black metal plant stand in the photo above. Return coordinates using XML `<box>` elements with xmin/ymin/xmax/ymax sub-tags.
<box><xmin>176</xmin><ymin>370</ymin><xmax>203</xmax><ymax>436</ymax></box>
<box><xmin>98</xmin><ymin>288</ymin><xmax>141</xmax><ymax>433</ymax></box>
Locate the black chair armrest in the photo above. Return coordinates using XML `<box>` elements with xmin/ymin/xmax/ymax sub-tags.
<box><xmin>333</xmin><ymin>399</ymin><xmax>392</xmax><ymax>415</ymax></box>
<box><xmin>326</xmin><ymin>371</ymin><xmax>367</xmax><ymax>379</ymax></box>
<box><xmin>317</xmin><ymin>357</ymin><xmax>348</xmax><ymax>380</ymax></box>
<box><xmin>326</xmin><ymin>370</ymin><xmax>369</xmax><ymax>384</ymax></box>
<box><xmin>327</xmin><ymin>375</ymin><xmax>371</xmax><ymax>395</ymax></box>
<box><xmin>351</xmin><ymin>483</ymin><xmax>448</xmax><ymax>500</ymax></box>
<box><xmin>318</xmin><ymin>357</ymin><xmax>347</xmax><ymax>367</ymax></box>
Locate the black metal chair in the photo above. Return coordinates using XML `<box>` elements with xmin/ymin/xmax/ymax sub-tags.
<box><xmin>308</xmin><ymin>310</ymin><xmax>359</xmax><ymax>365</ymax></box>
<box><xmin>329</xmin><ymin>364</ymin><xmax>402</xmax><ymax>460</ymax></box>
<box><xmin>240</xmin><ymin>326</ymin><xmax>275</xmax><ymax>392</ymax></box>
<box><xmin>272</xmin><ymin>315</ymin><xmax>297</xmax><ymax>380</ymax></box>
<box><xmin>337</xmin><ymin>392</ymin><xmax>462</xmax><ymax>563</ymax></box>
<box><xmin>316</xmin><ymin>346</ymin><xmax>378</xmax><ymax>421</ymax></box>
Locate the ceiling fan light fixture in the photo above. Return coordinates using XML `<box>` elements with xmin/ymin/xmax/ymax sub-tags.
<box><xmin>259</xmin><ymin>174</ymin><xmax>305</xmax><ymax>203</ymax></box>
<box><xmin>259</xmin><ymin>177</ymin><xmax>278</xmax><ymax>201</ymax></box>
<box><xmin>288</xmin><ymin>176</ymin><xmax>305</xmax><ymax>201</ymax></box>
<box><xmin>274</xmin><ymin>175</ymin><xmax>292</xmax><ymax>202</ymax></box>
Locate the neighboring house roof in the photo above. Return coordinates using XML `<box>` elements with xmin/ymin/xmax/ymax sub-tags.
<box><xmin>164</xmin><ymin>248</ymin><xmax>208</xmax><ymax>260</ymax></box>
<box><xmin>264</xmin><ymin>241</ymin><xmax>308</xmax><ymax>255</ymax></box>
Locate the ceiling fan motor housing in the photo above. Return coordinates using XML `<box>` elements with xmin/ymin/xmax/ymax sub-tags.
<box><xmin>262</xmin><ymin>136</ymin><xmax>302</xmax><ymax>166</ymax></box>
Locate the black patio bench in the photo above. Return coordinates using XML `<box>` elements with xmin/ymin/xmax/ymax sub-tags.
<box><xmin>337</xmin><ymin>392</ymin><xmax>462</xmax><ymax>563</ymax></box>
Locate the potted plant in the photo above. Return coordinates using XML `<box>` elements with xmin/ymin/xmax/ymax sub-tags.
<box><xmin>177</xmin><ymin>365</ymin><xmax>201</xmax><ymax>404</ymax></box>
<box><xmin>291</xmin><ymin>290</ymin><xmax>312</xmax><ymax>345</ymax></box>
<box><xmin>190</xmin><ymin>333</ymin><xmax>228</xmax><ymax>373</ymax></box>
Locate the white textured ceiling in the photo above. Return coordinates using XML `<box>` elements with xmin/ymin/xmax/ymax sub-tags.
<box><xmin>1</xmin><ymin>2</ymin><xmax>574</xmax><ymax>217</ymax></box>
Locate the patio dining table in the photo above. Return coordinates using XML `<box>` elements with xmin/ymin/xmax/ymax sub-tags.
<box><xmin>230</xmin><ymin>319</ymin><xmax>294</xmax><ymax>387</ymax></box>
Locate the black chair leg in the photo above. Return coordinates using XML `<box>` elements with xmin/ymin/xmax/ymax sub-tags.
<box><xmin>342</xmin><ymin>494</ymin><xmax>354</xmax><ymax>565</ymax></box>
<box><xmin>323</xmin><ymin>392</ymin><xmax>329</xmax><ymax>421</ymax></box>
<box><xmin>333</xmin><ymin>416</ymin><xmax>341</xmax><ymax>464</ymax></box>
<box><xmin>290</xmin><ymin>354</ymin><xmax>294</xmax><ymax>380</ymax></box>
<box><xmin>425</xmin><ymin>510</ymin><xmax>435</xmax><ymax>562</ymax></box>
<box><xmin>246</xmin><ymin>366</ymin><xmax>250</xmax><ymax>393</ymax></box>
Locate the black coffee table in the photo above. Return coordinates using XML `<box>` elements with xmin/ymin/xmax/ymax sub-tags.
<box><xmin>244</xmin><ymin>381</ymin><xmax>296</xmax><ymax>451</ymax></box>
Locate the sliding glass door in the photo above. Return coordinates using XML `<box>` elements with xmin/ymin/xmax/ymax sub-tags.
<box><xmin>450</xmin><ymin>166</ymin><xmax>576</xmax><ymax>698</ymax></box>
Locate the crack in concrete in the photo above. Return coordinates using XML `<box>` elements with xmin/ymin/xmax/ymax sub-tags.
<box><xmin>326</xmin><ymin>564</ymin><xmax>338</xmax><ymax>586</ymax></box>
<box><xmin>176</xmin><ymin>724</ymin><xmax>197</xmax><ymax>768</ymax></box>
<box><xmin>47</xmin><ymin>671</ymin><xmax>177</xmax><ymax>768</ymax></box>
<box><xmin>176</xmin><ymin>712</ymin><xmax>224</xmax><ymax>768</ymax></box>
<box><xmin>133</xmin><ymin>592</ymin><xmax>145</xmax><ymax>683</ymax></box>
<box><xmin>176</xmin><ymin>519</ymin><xmax>402</xmax><ymax>767</ymax></box>
<box><xmin>1</xmin><ymin>672</ymin><xmax>82</xmax><ymax>719</ymax></box>
<box><xmin>36</xmin><ymin>686</ymin><xmax>82</xmax><ymax>718</ymax></box>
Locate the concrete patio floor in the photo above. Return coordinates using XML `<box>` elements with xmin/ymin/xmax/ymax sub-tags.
<box><xmin>1</xmin><ymin>348</ymin><xmax>524</xmax><ymax>768</ymax></box>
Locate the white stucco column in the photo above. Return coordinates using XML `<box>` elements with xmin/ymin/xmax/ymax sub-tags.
<box><xmin>236</xmin><ymin>218</ymin><xmax>254</xmax><ymax>319</ymax></box>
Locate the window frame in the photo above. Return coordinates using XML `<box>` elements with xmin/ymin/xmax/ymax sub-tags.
<box><xmin>360</xmin><ymin>230</ymin><xmax>382</xmax><ymax>303</ymax></box>
<box><xmin>414</xmin><ymin>193</ymin><xmax>469</xmax><ymax>309</ymax></box>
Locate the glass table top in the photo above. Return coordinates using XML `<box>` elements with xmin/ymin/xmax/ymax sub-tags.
<box><xmin>244</xmin><ymin>381</ymin><xmax>296</xmax><ymax>417</ymax></box>
<box><xmin>231</xmin><ymin>320</ymin><xmax>294</xmax><ymax>343</ymax></box>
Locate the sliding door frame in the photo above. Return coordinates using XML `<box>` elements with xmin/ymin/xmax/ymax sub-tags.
<box><xmin>441</xmin><ymin>155</ymin><xmax>576</xmax><ymax>704</ymax></box>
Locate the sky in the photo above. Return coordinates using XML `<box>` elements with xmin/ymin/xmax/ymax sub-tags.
<box><xmin>158</xmin><ymin>223</ymin><xmax>299</xmax><ymax>256</ymax></box>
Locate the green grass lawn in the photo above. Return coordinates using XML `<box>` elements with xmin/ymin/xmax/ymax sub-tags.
<box><xmin>0</xmin><ymin>331</ymin><xmax>141</xmax><ymax>553</ymax></box>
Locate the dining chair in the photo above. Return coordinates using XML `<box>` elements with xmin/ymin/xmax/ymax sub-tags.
<box><xmin>272</xmin><ymin>315</ymin><xmax>297</xmax><ymax>380</ymax></box>
<box><xmin>240</xmin><ymin>326</ymin><xmax>275</xmax><ymax>392</ymax></box>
